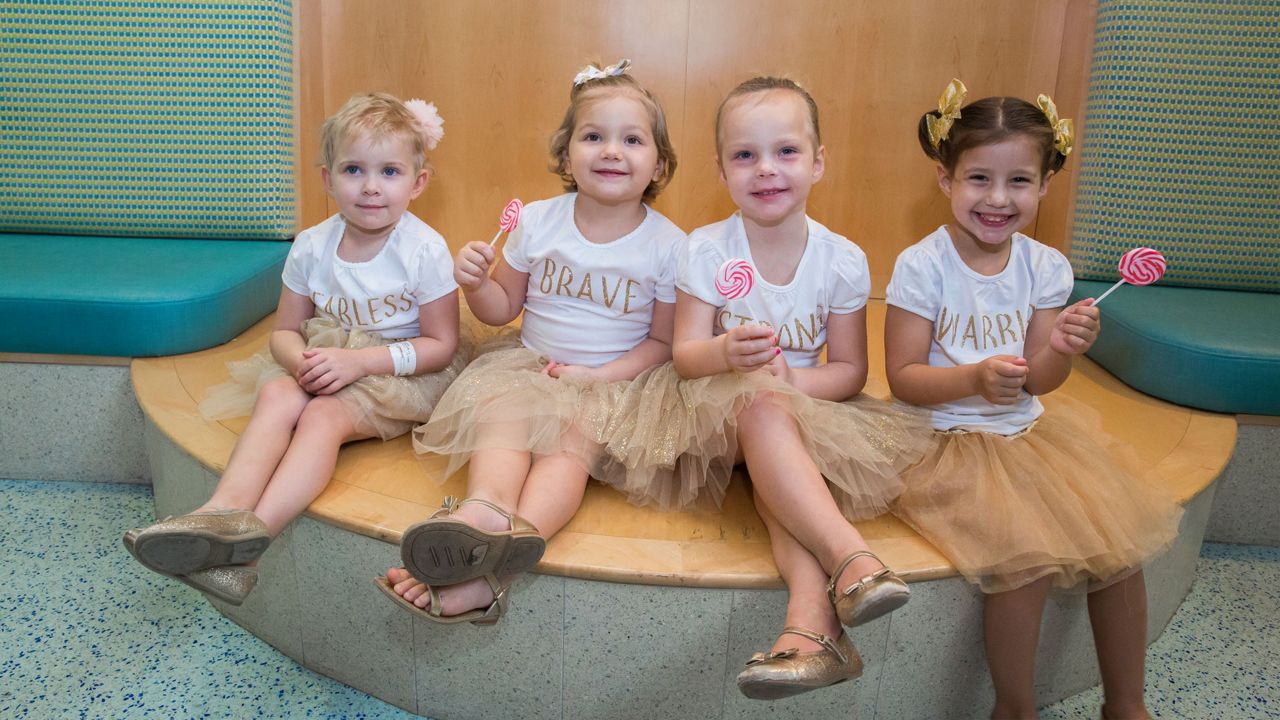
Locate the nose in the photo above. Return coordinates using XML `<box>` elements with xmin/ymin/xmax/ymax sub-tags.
<box><xmin>986</xmin><ymin>183</ymin><xmax>1009</xmax><ymax>207</ymax></box>
<box><xmin>756</xmin><ymin>157</ymin><xmax>776</xmax><ymax>177</ymax></box>
<box><xmin>601</xmin><ymin>140</ymin><xmax>621</xmax><ymax>160</ymax></box>
<box><xmin>361</xmin><ymin>174</ymin><xmax>380</xmax><ymax>195</ymax></box>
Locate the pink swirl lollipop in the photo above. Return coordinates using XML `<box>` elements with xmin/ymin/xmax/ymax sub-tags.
<box><xmin>716</xmin><ymin>258</ymin><xmax>755</xmax><ymax>300</ymax></box>
<box><xmin>488</xmin><ymin>198</ymin><xmax>524</xmax><ymax>245</ymax></box>
<box><xmin>1094</xmin><ymin>247</ymin><xmax>1167</xmax><ymax>304</ymax></box>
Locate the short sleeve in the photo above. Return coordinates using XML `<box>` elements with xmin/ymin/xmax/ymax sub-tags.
<box><xmin>1032</xmin><ymin>247</ymin><xmax>1073</xmax><ymax>309</ymax></box>
<box><xmin>885</xmin><ymin>246</ymin><xmax>943</xmax><ymax>321</ymax></box>
<box><xmin>281</xmin><ymin>230</ymin><xmax>316</xmax><ymax>296</ymax></box>
<box><xmin>411</xmin><ymin>237</ymin><xmax>459</xmax><ymax>305</ymax></box>
<box><xmin>828</xmin><ymin>245</ymin><xmax>871</xmax><ymax>314</ymax></box>
<box><xmin>653</xmin><ymin>232</ymin><xmax>679</xmax><ymax>304</ymax></box>
<box><xmin>676</xmin><ymin>234</ymin><xmax>723</xmax><ymax>306</ymax></box>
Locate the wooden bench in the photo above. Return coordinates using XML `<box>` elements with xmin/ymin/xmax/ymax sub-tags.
<box><xmin>130</xmin><ymin>300</ymin><xmax>1235</xmax><ymax>720</ymax></box>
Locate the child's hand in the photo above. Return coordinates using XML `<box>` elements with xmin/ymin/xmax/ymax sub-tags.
<box><xmin>1050</xmin><ymin>299</ymin><xmax>1100</xmax><ymax>355</ymax></box>
<box><xmin>761</xmin><ymin>349</ymin><xmax>793</xmax><ymax>385</ymax></box>
<box><xmin>454</xmin><ymin>241</ymin><xmax>495</xmax><ymax>290</ymax></box>
<box><xmin>722</xmin><ymin>324</ymin><xmax>778</xmax><ymax>374</ymax></box>
<box><xmin>973</xmin><ymin>355</ymin><xmax>1028</xmax><ymax>405</ymax></box>
<box><xmin>544</xmin><ymin>361</ymin><xmax>601</xmax><ymax>381</ymax></box>
<box><xmin>296</xmin><ymin>347</ymin><xmax>365</xmax><ymax>395</ymax></box>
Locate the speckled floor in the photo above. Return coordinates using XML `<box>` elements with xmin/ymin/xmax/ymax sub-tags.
<box><xmin>2</xmin><ymin>478</ymin><xmax>1276</xmax><ymax>720</ymax></box>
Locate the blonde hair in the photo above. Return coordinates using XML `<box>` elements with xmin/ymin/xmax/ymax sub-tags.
<box><xmin>714</xmin><ymin>76</ymin><xmax>821</xmax><ymax>160</ymax></box>
<box><xmin>320</xmin><ymin>92</ymin><xmax>429</xmax><ymax>174</ymax></box>
<box><xmin>548</xmin><ymin>72</ymin><xmax>677</xmax><ymax>203</ymax></box>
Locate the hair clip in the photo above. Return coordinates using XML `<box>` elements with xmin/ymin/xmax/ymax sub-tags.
<box><xmin>573</xmin><ymin>58</ymin><xmax>632</xmax><ymax>87</ymax></box>
<box><xmin>404</xmin><ymin>99</ymin><xmax>444</xmax><ymax>150</ymax></box>
<box><xmin>1036</xmin><ymin>94</ymin><xmax>1073</xmax><ymax>157</ymax></box>
<box><xmin>926</xmin><ymin>78</ymin><xmax>967</xmax><ymax>150</ymax></box>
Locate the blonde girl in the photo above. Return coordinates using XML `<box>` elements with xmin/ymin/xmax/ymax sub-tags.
<box><xmin>125</xmin><ymin>93</ymin><xmax>465</xmax><ymax>606</ymax></box>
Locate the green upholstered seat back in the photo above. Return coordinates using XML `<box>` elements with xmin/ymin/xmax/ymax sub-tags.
<box><xmin>0</xmin><ymin>1</ymin><xmax>295</xmax><ymax>239</ymax></box>
<box><xmin>1070</xmin><ymin>0</ymin><xmax>1280</xmax><ymax>292</ymax></box>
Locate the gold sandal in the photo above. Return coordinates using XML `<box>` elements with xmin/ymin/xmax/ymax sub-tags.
<box><xmin>736</xmin><ymin>627</ymin><xmax>863</xmax><ymax>700</ymax></box>
<box><xmin>374</xmin><ymin>572</ymin><xmax>509</xmax><ymax>626</ymax></box>
<box><xmin>123</xmin><ymin>509</ymin><xmax>269</xmax><ymax>576</ymax></box>
<box><xmin>400</xmin><ymin>496</ymin><xmax>545</xmax><ymax>587</ymax></box>
<box><xmin>827</xmin><ymin>550</ymin><xmax>910</xmax><ymax>628</ymax></box>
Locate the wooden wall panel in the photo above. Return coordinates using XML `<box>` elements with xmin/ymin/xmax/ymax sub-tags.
<box><xmin>297</xmin><ymin>0</ymin><xmax>1094</xmax><ymax>295</ymax></box>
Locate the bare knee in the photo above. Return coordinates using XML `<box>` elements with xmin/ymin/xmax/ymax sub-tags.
<box><xmin>295</xmin><ymin>396</ymin><xmax>358</xmax><ymax>441</ymax></box>
<box><xmin>737</xmin><ymin>392</ymin><xmax>791</xmax><ymax>436</ymax></box>
<box><xmin>253</xmin><ymin>377</ymin><xmax>310</xmax><ymax>424</ymax></box>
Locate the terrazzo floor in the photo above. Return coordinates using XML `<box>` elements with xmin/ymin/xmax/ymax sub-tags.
<box><xmin>2</xmin><ymin>478</ymin><xmax>1276</xmax><ymax>719</ymax></box>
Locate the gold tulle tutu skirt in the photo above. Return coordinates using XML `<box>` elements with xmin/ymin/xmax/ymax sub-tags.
<box><xmin>412</xmin><ymin>331</ymin><xmax>630</xmax><ymax>480</ymax></box>
<box><xmin>891</xmin><ymin>395</ymin><xmax>1184</xmax><ymax>594</ymax></box>
<box><xmin>198</xmin><ymin>317</ymin><xmax>470</xmax><ymax>440</ymax></box>
<box><xmin>596</xmin><ymin>363</ymin><xmax>934</xmax><ymax>520</ymax></box>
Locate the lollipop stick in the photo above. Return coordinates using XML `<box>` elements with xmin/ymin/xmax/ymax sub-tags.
<box><xmin>488</xmin><ymin>229</ymin><xmax>502</xmax><ymax>246</ymax></box>
<box><xmin>1092</xmin><ymin>279</ymin><xmax>1126</xmax><ymax>305</ymax></box>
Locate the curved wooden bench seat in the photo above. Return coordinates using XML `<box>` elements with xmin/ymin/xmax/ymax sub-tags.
<box><xmin>132</xmin><ymin>301</ymin><xmax>1235</xmax><ymax>589</ymax></box>
<box><xmin>130</xmin><ymin>299</ymin><xmax>1237</xmax><ymax>719</ymax></box>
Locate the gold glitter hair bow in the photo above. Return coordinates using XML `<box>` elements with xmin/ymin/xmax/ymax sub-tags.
<box><xmin>1037</xmin><ymin>94</ymin><xmax>1074</xmax><ymax>157</ymax></box>
<box><xmin>926</xmin><ymin>78</ymin><xmax>968</xmax><ymax>149</ymax></box>
<box><xmin>574</xmin><ymin>59</ymin><xmax>631</xmax><ymax>86</ymax></box>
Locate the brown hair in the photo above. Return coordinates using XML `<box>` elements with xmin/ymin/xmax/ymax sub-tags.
<box><xmin>919</xmin><ymin>96</ymin><xmax>1067</xmax><ymax>177</ymax></box>
<box><xmin>548</xmin><ymin>71</ymin><xmax>677</xmax><ymax>203</ymax></box>
<box><xmin>714</xmin><ymin>76</ymin><xmax>821</xmax><ymax>159</ymax></box>
<box><xmin>320</xmin><ymin>92</ymin><xmax>429</xmax><ymax>174</ymax></box>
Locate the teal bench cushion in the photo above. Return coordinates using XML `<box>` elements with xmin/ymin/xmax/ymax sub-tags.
<box><xmin>1071</xmin><ymin>280</ymin><xmax>1280</xmax><ymax>416</ymax></box>
<box><xmin>0</xmin><ymin>234</ymin><xmax>288</xmax><ymax>357</ymax></box>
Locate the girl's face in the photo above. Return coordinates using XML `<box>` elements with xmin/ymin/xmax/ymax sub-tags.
<box><xmin>938</xmin><ymin>136</ymin><xmax>1050</xmax><ymax>249</ymax></box>
<box><xmin>564</xmin><ymin>92</ymin><xmax>662</xmax><ymax>207</ymax></box>
<box><xmin>718</xmin><ymin>90</ymin><xmax>824</xmax><ymax>228</ymax></box>
<box><xmin>322</xmin><ymin>130</ymin><xmax>427</xmax><ymax>238</ymax></box>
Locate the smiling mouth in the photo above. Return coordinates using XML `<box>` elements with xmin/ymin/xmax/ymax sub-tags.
<box><xmin>752</xmin><ymin>188</ymin><xmax>788</xmax><ymax>198</ymax></box>
<box><xmin>594</xmin><ymin>169</ymin><xmax>628</xmax><ymax>177</ymax></box>
<box><xmin>974</xmin><ymin>212</ymin><xmax>1014</xmax><ymax>226</ymax></box>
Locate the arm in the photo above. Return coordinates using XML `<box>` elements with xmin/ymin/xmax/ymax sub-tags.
<box><xmin>766</xmin><ymin>309</ymin><xmax>868</xmax><ymax>401</ymax></box>
<box><xmin>454</xmin><ymin>241</ymin><xmax>528</xmax><ymax>326</ymax></box>
<box><xmin>671</xmin><ymin>290</ymin><xmax>776</xmax><ymax>379</ymax></box>
<box><xmin>1023</xmin><ymin>298</ymin><xmax>1099</xmax><ymax>395</ymax></box>
<box><xmin>269</xmin><ymin>287</ymin><xmax>314</xmax><ymax>377</ymax></box>
<box><xmin>884</xmin><ymin>305</ymin><xmax>1028</xmax><ymax>406</ymax></box>
<box><xmin>548</xmin><ymin>300</ymin><xmax>675</xmax><ymax>383</ymax></box>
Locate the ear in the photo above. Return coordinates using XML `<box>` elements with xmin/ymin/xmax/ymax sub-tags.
<box><xmin>936</xmin><ymin>164</ymin><xmax>952</xmax><ymax>197</ymax></box>
<box><xmin>320</xmin><ymin>166</ymin><xmax>334</xmax><ymax>196</ymax></box>
<box><xmin>1039</xmin><ymin>169</ymin><xmax>1054</xmax><ymax>199</ymax></box>
<box><xmin>410</xmin><ymin>168</ymin><xmax>430</xmax><ymax>200</ymax></box>
<box><xmin>651</xmin><ymin>157</ymin><xmax>665</xmax><ymax>183</ymax></box>
<box><xmin>811</xmin><ymin>145</ymin><xmax>826</xmax><ymax>184</ymax></box>
<box><xmin>561</xmin><ymin>151</ymin><xmax>574</xmax><ymax>180</ymax></box>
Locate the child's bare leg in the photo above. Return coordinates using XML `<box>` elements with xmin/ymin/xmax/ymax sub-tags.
<box><xmin>737</xmin><ymin>393</ymin><xmax>881</xmax><ymax>584</ymax></box>
<box><xmin>1088</xmin><ymin>570</ymin><xmax>1151</xmax><ymax>720</ymax></box>
<box><xmin>984</xmin><ymin>576</ymin><xmax>1052</xmax><ymax>719</ymax></box>
<box><xmin>447</xmin><ymin>420</ymin><xmax>535</xmax><ymax>532</ymax></box>
<box><xmin>393</xmin><ymin>451</ymin><xmax>587</xmax><ymax>615</ymax></box>
<box><xmin>251</xmin><ymin>395</ymin><xmax>369</xmax><ymax>537</ymax></box>
<box><xmin>755</xmin><ymin>490</ymin><xmax>843</xmax><ymax>654</ymax></box>
<box><xmin>199</xmin><ymin>377</ymin><xmax>311</xmax><ymax>513</ymax></box>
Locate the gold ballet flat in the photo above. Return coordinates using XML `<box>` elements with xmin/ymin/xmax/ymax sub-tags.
<box><xmin>177</xmin><ymin>565</ymin><xmax>259</xmax><ymax>606</ymax></box>
<box><xmin>123</xmin><ymin>509</ymin><xmax>270</xmax><ymax>576</ymax></box>
<box><xmin>828</xmin><ymin>550</ymin><xmax>910</xmax><ymax>628</ymax></box>
<box><xmin>736</xmin><ymin>626</ymin><xmax>863</xmax><ymax>700</ymax></box>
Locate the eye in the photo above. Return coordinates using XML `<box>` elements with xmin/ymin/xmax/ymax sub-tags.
<box><xmin>1011</xmin><ymin>175</ymin><xmax>1033</xmax><ymax>184</ymax></box>
<box><xmin>779</xmin><ymin>146</ymin><xmax>799</xmax><ymax>156</ymax></box>
<box><xmin>381</xmin><ymin>167</ymin><xmax>401</xmax><ymax>177</ymax></box>
<box><xmin>966</xmin><ymin>173</ymin><xmax>988</xmax><ymax>183</ymax></box>
<box><xmin>625</xmin><ymin>135</ymin><xmax>644</xmax><ymax>146</ymax></box>
<box><xmin>341</xmin><ymin>165</ymin><xmax>361</xmax><ymax>175</ymax></box>
<box><xmin>583</xmin><ymin>131</ymin><xmax>602</xmax><ymax>142</ymax></box>
<box><xmin>732</xmin><ymin>150</ymin><xmax>753</xmax><ymax>161</ymax></box>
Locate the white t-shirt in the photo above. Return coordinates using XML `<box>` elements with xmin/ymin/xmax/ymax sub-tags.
<box><xmin>282</xmin><ymin>212</ymin><xmax>457</xmax><ymax>339</ymax></box>
<box><xmin>677</xmin><ymin>213</ymin><xmax>870</xmax><ymax>369</ymax></box>
<box><xmin>502</xmin><ymin>193</ymin><xmax>684</xmax><ymax>367</ymax></box>
<box><xmin>885</xmin><ymin>226</ymin><xmax>1073</xmax><ymax>434</ymax></box>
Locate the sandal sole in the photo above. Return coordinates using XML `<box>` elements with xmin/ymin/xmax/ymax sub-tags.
<box><xmin>131</xmin><ymin>530</ymin><xmax>270</xmax><ymax>576</ymax></box>
<box><xmin>373</xmin><ymin>576</ymin><xmax>501</xmax><ymax>626</ymax></box>
<box><xmin>400</xmin><ymin>519</ymin><xmax>545</xmax><ymax>586</ymax></box>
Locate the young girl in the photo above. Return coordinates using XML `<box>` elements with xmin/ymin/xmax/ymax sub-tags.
<box><xmin>124</xmin><ymin>93</ymin><xmax>466</xmax><ymax>606</ymax></box>
<box><xmin>885</xmin><ymin>80</ymin><xmax>1183</xmax><ymax>720</ymax></box>
<box><xmin>608</xmin><ymin>77</ymin><xmax>930</xmax><ymax>700</ymax></box>
<box><xmin>377</xmin><ymin>60</ymin><xmax>684</xmax><ymax>625</ymax></box>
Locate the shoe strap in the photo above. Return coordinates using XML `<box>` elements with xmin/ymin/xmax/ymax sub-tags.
<box><xmin>778</xmin><ymin>626</ymin><xmax>847</xmax><ymax>664</ymax></box>
<box><xmin>458</xmin><ymin>497</ymin><xmax>541</xmax><ymax>536</ymax></box>
<box><xmin>827</xmin><ymin>550</ymin><xmax>889</xmax><ymax>604</ymax></box>
<box><xmin>479</xmin><ymin>573</ymin><xmax>510</xmax><ymax>619</ymax></box>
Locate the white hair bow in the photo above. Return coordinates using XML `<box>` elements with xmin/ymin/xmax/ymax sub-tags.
<box><xmin>573</xmin><ymin>58</ymin><xmax>632</xmax><ymax>87</ymax></box>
